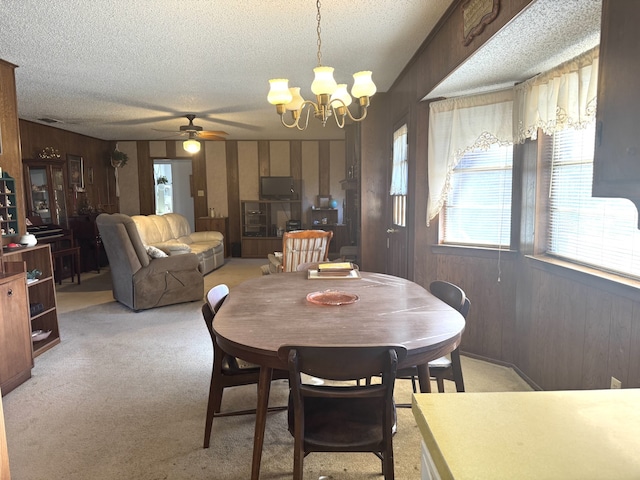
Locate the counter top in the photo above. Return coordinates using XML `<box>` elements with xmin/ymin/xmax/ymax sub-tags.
<box><xmin>412</xmin><ymin>389</ymin><xmax>640</xmax><ymax>480</ymax></box>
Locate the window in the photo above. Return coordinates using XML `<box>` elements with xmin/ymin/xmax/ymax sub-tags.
<box><xmin>547</xmin><ymin>123</ymin><xmax>640</xmax><ymax>278</ymax></box>
<box><xmin>441</xmin><ymin>143</ymin><xmax>513</xmax><ymax>247</ymax></box>
<box><xmin>390</xmin><ymin>124</ymin><xmax>408</xmax><ymax>227</ymax></box>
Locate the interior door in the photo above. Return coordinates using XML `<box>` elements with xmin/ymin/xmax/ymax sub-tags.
<box><xmin>385</xmin><ymin>124</ymin><xmax>409</xmax><ymax>278</ymax></box>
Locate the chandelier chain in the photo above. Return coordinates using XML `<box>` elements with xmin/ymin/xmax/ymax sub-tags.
<box><xmin>316</xmin><ymin>0</ymin><xmax>322</xmax><ymax>66</ymax></box>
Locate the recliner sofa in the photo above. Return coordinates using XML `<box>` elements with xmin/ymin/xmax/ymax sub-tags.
<box><xmin>96</xmin><ymin>213</ymin><xmax>204</xmax><ymax>311</ymax></box>
<box><xmin>131</xmin><ymin>213</ymin><xmax>224</xmax><ymax>274</ymax></box>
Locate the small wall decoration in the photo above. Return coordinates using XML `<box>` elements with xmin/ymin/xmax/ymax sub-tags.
<box><xmin>68</xmin><ymin>154</ymin><xmax>84</xmax><ymax>189</ymax></box>
<box><xmin>462</xmin><ymin>0</ymin><xmax>500</xmax><ymax>46</ymax></box>
<box><xmin>87</xmin><ymin>166</ymin><xmax>94</xmax><ymax>185</ymax></box>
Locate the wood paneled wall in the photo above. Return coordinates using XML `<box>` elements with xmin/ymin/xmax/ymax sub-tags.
<box><xmin>18</xmin><ymin>120</ymin><xmax>112</xmax><ymax>216</ymax></box>
<box><xmin>359</xmin><ymin>0</ymin><xmax>640</xmax><ymax>390</ymax></box>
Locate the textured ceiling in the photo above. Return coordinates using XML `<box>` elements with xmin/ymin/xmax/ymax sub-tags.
<box><xmin>427</xmin><ymin>0</ymin><xmax>602</xmax><ymax>99</ymax></box>
<box><xmin>0</xmin><ymin>0</ymin><xmax>601</xmax><ymax>142</ymax></box>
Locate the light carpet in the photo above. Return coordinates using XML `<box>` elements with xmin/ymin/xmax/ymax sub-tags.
<box><xmin>3</xmin><ymin>258</ymin><xmax>532</xmax><ymax>479</ymax></box>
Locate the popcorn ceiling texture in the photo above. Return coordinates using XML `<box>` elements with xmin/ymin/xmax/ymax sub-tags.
<box><xmin>427</xmin><ymin>0</ymin><xmax>602</xmax><ymax>100</ymax></box>
<box><xmin>0</xmin><ymin>0</ymin><xmax>452</xmax><ymax>141</ymax></box>
<box><xmin>0</xmin><ymin>1</ymin><xmax>601</xmax><ymax>141</ymax></box>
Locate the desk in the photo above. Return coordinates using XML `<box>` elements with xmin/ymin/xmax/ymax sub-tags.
<box><xmin>412</xmin><ymin>390</ymin><xmax>640</xmax><ymax>479</ymax></box>
<box><xmin>214</xmin><ymin>271</ymin><xmax>466</xmax><ymax>479</ymax></box>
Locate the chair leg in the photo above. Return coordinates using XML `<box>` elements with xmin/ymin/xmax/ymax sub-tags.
<box><xmin>436</xmin><ymin>376</ymin><xmax>446</xmax><ymax>393</ymax></box>
<box><xmin>204</xmin><ymin>345</ymin><xmax>226</xmax><ymax>448</ymax></box>
<box><xmin>410</xmin><ymin>375</ymin><xmax>417</xmax><ymax>393</ymax></box>
<box><xmin>450</xmin><ymin>348</ymin><xmax>465</xmax><ymax>392</ymax></box>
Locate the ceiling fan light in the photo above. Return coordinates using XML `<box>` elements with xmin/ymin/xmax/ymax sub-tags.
<box><xmin>268</xmin><ymin>79</ymin><xmax>293</xmax><ymax>105</ymax></box>
<box><xmin>351</xmin><ymin>71</ymin><xmax>376</xmax><ymax>99</ymax></box>
<box><xmin>285</xmin><ymin>87</ymin><xmax>305</xmax><ymax>111</ymax></box>
<box><xmin>183</xmin><ymin>138</ymin><xmax>201</xmax><ymax>154</ymax></box>
<box><xmin>311</xmin><ymin>66</ymin><xmax>337</xmax><ymax>96</ymax></box>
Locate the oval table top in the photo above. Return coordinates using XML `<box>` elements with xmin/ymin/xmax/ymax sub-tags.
<box><xmin>213</xmin><ymin>271</ymin><xmax>466</xmax><ymax>370</ymax></box>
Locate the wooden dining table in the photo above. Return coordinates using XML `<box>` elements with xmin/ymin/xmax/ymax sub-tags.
<box><xmin>213</xmin><ymin>271</ymin><xmax>466</xmax><ymax>480</ymax></box>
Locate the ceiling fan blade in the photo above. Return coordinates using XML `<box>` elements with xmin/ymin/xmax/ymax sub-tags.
<box><xmin>198</xmin><ymin>130</ymin><xmax>228</xmax><ymax>138</ymax></box>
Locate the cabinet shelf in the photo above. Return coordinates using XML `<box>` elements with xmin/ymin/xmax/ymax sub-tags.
<box><xmin>241</xmin><ymin>199</ymin><xmax>301</xmax><ymax>257</ymax></box>
<box><xmin>0</xmin><ymin>173</ymin><xmax>20</xmax><ymax>237</ymax></box>
<box><xmin>2</xmin><ymin>244</ymin><xmax>60</xmax><ymax>358</ymax></box>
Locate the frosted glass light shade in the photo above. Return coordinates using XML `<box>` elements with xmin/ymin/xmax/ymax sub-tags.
<box><xmin>183</xmin><ymin>138</ymin><xmax>201</xmax><ymax>154</ymax></box>
<box><xmin>311</xmin><ymin>66</ymin><xmax>337</xmax><ymax>95</ymax></box>
<box><xmin>268</xmin><ymin>79</ymin><xmax>293</xmax><ymax>105</ymax></box>
<box><xmin>330</xmin><ymin>84</ymin><xmax>352</xmax><ymax>108</ymax></box>
<box><xmin>351</xmin><ymin>71</ymin><xmax>376</xmax><ymax>98</ymax></box>
<box><xmin>285</xmin><ymin>87</ymin><xmax>305</xmax><ymax>111</ymax></box>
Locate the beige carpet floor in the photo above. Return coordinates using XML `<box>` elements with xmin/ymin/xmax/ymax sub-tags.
<box><xmin>3</xmin><ymin>258</ymin><xmax>532</xmax><ymax>480</ymax></box>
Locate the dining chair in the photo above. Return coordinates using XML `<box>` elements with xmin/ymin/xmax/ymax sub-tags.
<box><xmin>278</xmin><ymin>344</ymin><xmax>407</xmax><ymax>480</ymax></box>
<box><xmin>202</xmin><ymin>284</ymin><xmax>287</xmax><ymax>448</ymax></box>
<box><xmin>281</xmin><ymin>229</ymin><xmax>333</xmax><ymax>272</ymax></box>
<box><xmin>398</xmin><ymin>281</ymin><xmax>470</xmax><ymax>395</ymax></box>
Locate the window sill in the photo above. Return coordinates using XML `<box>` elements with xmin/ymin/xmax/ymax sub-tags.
<box><xmin>431</xmin><ymin>243</ymin><xmax>518</xmax><ymax>259</ymax></box>
<box><xmin>525</xmin><ymin>255</ymin><xmax>640</xmax><ymax>299</ymax></box>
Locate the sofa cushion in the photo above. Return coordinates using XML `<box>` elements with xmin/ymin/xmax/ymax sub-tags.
<box><xmin>146</xmin><ymin>245</ymin><xmax>168</xmax><ymax>258</ymax></box>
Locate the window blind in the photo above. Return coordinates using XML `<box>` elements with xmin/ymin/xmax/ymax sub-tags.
<box><xmin>548</xmin><ymin>123</ymin><xmax>640</xmax><ymax>278</ymax></box>
<box><xmin>442</xmin><ymin>143</ymin><xmax>512</xmax><ymax>247</ymax></box>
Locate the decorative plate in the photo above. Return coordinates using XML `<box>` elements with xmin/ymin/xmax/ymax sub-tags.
<box><xmin>306</xmin><ymin>290</ymin><xmax>359</xmax><ymax>306</ymax></box>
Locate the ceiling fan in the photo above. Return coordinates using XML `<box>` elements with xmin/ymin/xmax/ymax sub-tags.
<box><xmin>156</xmin><ymin>114</ymin><xmax>228</xmax><ymax>141</ymax></box>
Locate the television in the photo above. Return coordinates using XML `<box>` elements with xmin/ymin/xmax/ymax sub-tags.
<box><xmin>260</xmin><ymin>176</ymin><xmax>296</xmax><ymax>200</ymax></box>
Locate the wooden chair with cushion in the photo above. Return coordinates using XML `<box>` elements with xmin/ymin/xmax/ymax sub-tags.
<box><xmin>398</xmin><ymin>280</ymin><xmax>470</xmax><ymax>395</ymax></box>
<box><xmin>280</xmin><ymin>229</ymin><xmax>333</xmax><ymax>272</ymax></box>
<box><xmin>278</xmin><ymin>344</ymin><xmax>407</xmax><ymax>480</ymax></box>
<box><xmin>202</xmin><ymin>284</ymin><xmax>287</xmax><ymax>448</ymax></box>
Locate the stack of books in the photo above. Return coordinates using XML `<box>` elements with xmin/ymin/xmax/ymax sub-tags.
<box><xmin>317</xmin><ymin>262</ymin><xmax>355</xmax><ymax>276</ymax></box>
<box><xmin>308</xmin><ymin>262</ymin><xmax>361</xmax><ymax>280</ymax></box>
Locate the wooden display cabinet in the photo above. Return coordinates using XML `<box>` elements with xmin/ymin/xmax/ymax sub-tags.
<box><xmin>3</xmin><ymin>244</ymin><xmax>60</xmax><ymax>357</ymax></box>
<box><xmin>0</xmin><ymin>270</ymin><xmax>32</xmax><ymax>395</ymax></box>
<box><xmin>240</xmin><ymin>200</ymin><xmax>301</xmax><ymax>258</ymax></box>
<box><xmin>0</xmin><ymin>173</ymin><xmax>19</xmax><ymax>238</ymax></box>
<box><xmin>23</xmin><ymin>159</ymin><xmax>69</xmax><ymax>228</ymax></box>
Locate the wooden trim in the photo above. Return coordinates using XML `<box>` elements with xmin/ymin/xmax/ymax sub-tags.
<box><xmin>525</xmin><ymin>255</ymin><xmax>640</xmax><ymax>301</ymax></box>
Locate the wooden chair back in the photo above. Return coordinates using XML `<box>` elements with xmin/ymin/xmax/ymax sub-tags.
<box><xmin>277</xmin><ymin>344</ymin><xmax>407</xmax><ymax>480</ymax></box>
<box><xmin>281</xmin><ymin>230</ymin><xmax>333</xmax><ymax>272</ymax></box>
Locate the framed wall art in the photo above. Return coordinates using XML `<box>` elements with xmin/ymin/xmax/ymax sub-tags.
<box><xmin>68</xmin><ymin>154</ymin><xmax>84</xmax><ymax>189</ymax></box>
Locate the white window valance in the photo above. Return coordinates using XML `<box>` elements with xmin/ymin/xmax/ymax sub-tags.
<box><xmin>514</xmin><ymin>46</ymin><xmax>599</xmax><ymax>143</ymax></box>
<box><xmin>427</xmin><ymin>89</ymin><xmax>514</xmax><ymax>223</ymax></box>
<box><xmin>390</xmin><ymin>124</ymin><xmax>408</xmax><ymax>195</ymax></box>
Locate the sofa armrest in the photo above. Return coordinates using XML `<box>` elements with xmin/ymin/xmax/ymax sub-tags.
<box><xmin>190</xmin><ymin>231</ymin><xmax>223</xmax><ymax>243</ymax></box>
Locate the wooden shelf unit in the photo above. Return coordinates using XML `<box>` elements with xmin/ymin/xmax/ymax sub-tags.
<box><xmin>241</xmin><ymin>200</ymin><xmax>301</xmax><ymax>258</ymax></box>
<box><xmin>0</xmin><ymin>270</ymin><xmax>32</xmax><ymax>395</ymax></box>
<box><xmin>0</xmin><ymin>173</ymin><xmax>19</xmax><ymax>238</ymax></box>
<box><xmin>3</xmin><ymin>244</ymin><xmax>60</xmax><ymax>357</ymax></box>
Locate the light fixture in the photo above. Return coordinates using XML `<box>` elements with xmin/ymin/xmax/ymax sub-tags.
<box><xmin>267</xmin><ymin>0</ymin><xmax>376</xmax><ymax>130</ymax></box>
<box><xmin>183</xmin><ymin>133</ymin><xmax>201</xmax><ymax>154</ymax></box>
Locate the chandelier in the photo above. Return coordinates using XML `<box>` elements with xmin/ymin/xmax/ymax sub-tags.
<box><xmin>183</xmin><ymin>133</ymin><xmax>201</xmax><ymax>154</ymax></box>
<box><xmin>267</xmin><ymin>0</ymin><xmax>376</xmax><ymax>130</ymax></box>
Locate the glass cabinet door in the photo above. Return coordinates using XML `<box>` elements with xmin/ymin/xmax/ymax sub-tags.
<box><xmin>25</xmin><ymin>163</ymin><xmax>68</xmax><ymax>227</ymax></box>
<box><xmin>51</xmin><ymin>166</ymin><xmax>68</xmax><ymax>227</ymax></box>
<box><xmin>28</xmin><ymin>167</ymin><xmax>52</xmax><ymax>223</ymax></box>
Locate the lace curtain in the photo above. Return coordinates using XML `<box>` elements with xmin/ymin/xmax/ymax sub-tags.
<box><xmin>427</xmin><ymin>89</ymin><xmax>514</xmax><ymax>223</ymax></box>
<box><xmin>390</xmin><ymin>124</ymin><xmax>408</xmax><ymax>195</ymax></box>
<box><xmin>514</xmin><ymin>46</ymin><xmax>599</xmax><ymax>142</ymax></box>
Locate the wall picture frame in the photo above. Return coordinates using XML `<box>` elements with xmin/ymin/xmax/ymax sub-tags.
<box><xmin>68</xmin><ymin>154</ymin><xmax>84</xmax><ymax>189</ymax></box>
